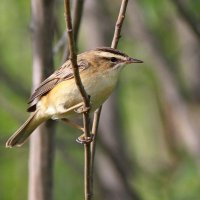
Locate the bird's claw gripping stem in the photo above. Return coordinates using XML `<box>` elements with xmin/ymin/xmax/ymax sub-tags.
<box><xmin>76</xmin><ymin>134</ymin><xmax>94</xmax><ymax>144</ymax></box>
<box><xmin>74</xmin><ymin>105</ymin><xmax>90</xmax><ymax>114</ymax></box>
<box><xmin>74</xmin><ymin>95</ymin><xmax>91</xmax><ymax>114</ymax></box>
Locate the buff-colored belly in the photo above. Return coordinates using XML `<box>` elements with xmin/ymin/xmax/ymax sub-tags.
<box><xmin>37</xmin><ymin>71</ymin><xmax>118</xmax><ymax>119</ymax></box>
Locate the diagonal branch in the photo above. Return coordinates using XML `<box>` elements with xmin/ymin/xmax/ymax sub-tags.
<box><xmin>53</xmin><ymin>1</ymin><xmax>85</xmax><ymax>58</ymax></box>
<box><xmin>64</xmin><ymin>1</ymin><xmax>91</xmax><ymax>200</ymax></box>
<box><xmin>91</xmin><ymin>0</ymin><xmax>129</xmax><ymax>192</ymax></box>
<box><xmin>62</xmin><ymin>0</ymin><xmax>85</xmax><ymax>61</ymax></box>
<box><xmin>111</xmin><ymin>0</ymin><xmax>129</xmax><ymax>48</ymax></box>
<box><xmin>64</xmin><ymin>0</ymin><xmax>89</xmax><ymax>103</ymax></box>
<box><xmin>64</xmin><ymin>0</ymin><xmax>129</xmax><ymax>199</ymax></box>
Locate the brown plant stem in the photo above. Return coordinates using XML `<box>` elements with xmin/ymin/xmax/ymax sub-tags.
<box><xmin>62</xmin><ymin>0</ymin><xmax>85</xmax><ymax>61</ymax></box>
<box><xmin>29</xmin><ymin>0</ymin><xmax>55</xmax><ymax>200</ymax></box>
<box><xmin>64</xmin><ymin>1</ymin><xmax>92</xmax><ymax>200</ymax></box>
<box><xmin>91</xmin><ymin>106</ymin><xmax>102</xmax><ymax>192</ymax></box>
<box><xmin>111</xmin><ymin>0</ymin><xmax>129</xmax><ymax>49</ymax></box>
<box><xmin>90</xmin><ymin>0</ymin><xmax>129</xmax><ymax>193</ymax></box>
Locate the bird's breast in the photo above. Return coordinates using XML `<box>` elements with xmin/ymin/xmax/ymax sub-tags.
<box><xmin>38</xmin><ymin>70</ymin><xmax>119</xmax><ymax>119</ymax></box>
<box><xmin>85</xmin><ymin>72</ymin><xmax>118</xmax><ymax>108</ymax></box>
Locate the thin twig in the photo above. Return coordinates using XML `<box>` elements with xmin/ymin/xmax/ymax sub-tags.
<box><xmin>90</xmin><ymin>0</ymin><xmax>129</xmax><ymax>193</ymax></box>
<box><xmin>64</xmin><ymin>0</ymin><xmax>90</xmax><ymax>134</ymax></box>
<box><xmin>64</xmin><ymin>1</ymin><xmax>92</xmax><ymax>200</ymax></box>
<box><xmin>90</xmin><ymin>107</ymin><xmax>102</xmax><ymax>192</ymax></box>
<box><xmin>63</xmin><ymin>0</ymin><xmax>85</xmax><ymax>62</ymax></box>
<box><xmin>111</xmin><ymin>0</ymin><xmax>129</xmax><ymax>48</ymax></box>
<box><xmin>53</xmin><ymin>1</ymin><xmax>84</xmax><ymax>59</ymax></box>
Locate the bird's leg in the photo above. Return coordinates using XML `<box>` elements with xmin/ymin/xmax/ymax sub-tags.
<box><xmin>63</xmin><ymin>102</ymin><xmax>84</xmax><ymax>114</ymax></box>
<box><xmin>61</xmin><ymin>118</ymin><xmax>83</xmax><ymax>131</ymax></box>
<box><xmin>62</xmin><ymin>100</ymin><xmax>93</xmax><ymax>144</ymax></box>
<box><xmin>61</xmin><ymin>118</ymin><xmax>94</xmax><ymax>144</ymax></box>
<box><xmin>62</xmin><ymin>102</ymin><xmax>90</xmax><ymax>115</ymax></box>
<box><xmin>74</xmin><ymin>95</ymin><xmax>91</xmax><ymax>114</ymax></box>
<box><xmin>74</xmin><ymin>105</ymin><xmax>90</xmax><ymax>114</ymax></box>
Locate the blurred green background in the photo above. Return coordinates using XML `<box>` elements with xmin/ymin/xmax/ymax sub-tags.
<box><xmin>1</xmin><ymin>0</ymin><xmax>200</xmax><ymax>199</ymax></box>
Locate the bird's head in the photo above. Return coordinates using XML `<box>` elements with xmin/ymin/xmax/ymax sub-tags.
<box><xmin>80</xmin><ymin>47</ymin><xmax>143</xmax><ymax>73</ymax></box>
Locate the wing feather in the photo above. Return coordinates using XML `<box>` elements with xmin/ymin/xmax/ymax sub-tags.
<box><xmin>27</xmin><ymin>60</ymin><xmax>89</xmax><ymax>112</ymax></box>
<box><xmin>28</xmin><ymin>78</ymin><xmax>60</xmax><ymax>103</ymax></box>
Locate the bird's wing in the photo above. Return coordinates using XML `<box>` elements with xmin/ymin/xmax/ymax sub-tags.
<box><xmin>27</xmin><ymin>60</ymin><xmax>89</xmax><ymax>112</ymax></box>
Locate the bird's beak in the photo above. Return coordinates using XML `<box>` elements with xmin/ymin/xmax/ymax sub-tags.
<box><xmin>126</xmin><ymin>57</ymin><xmax>143</xmax><ymax>64</ymax></box>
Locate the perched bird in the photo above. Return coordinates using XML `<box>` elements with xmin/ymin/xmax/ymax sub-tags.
<box><xmin>6</xmin><ymin>47</ymin><xmax>143</xmax><ymax>147</ymax></box>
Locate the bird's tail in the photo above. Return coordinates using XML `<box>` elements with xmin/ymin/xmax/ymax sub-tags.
<box><xmin>6</xmin><ymin>111</ymin><xmax>45</xmax><ymax>148</ymax></box>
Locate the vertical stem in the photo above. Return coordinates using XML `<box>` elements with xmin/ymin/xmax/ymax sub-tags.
<box><xmin>90</xmin><ymin>0</ymin><xmax>129</xmax><ymax>193</ymax></box>
<box><xmin>29</xmin><ymin>0</ymin><xmax>55</xmax><ymax>200</ymax></box>
<box><xmin>63</xmin><ymin>0</ymin><xmax>85</xmax><ymax>61</ymax></box>
<box><xmin>111</xmin><ymin>0</ymin><xmax>129</xmax><ymax>48</ymax></box>
<box><xmin>84</xmin><ymin>143</ymin><xmax>92</xmax><ymax>200</ymax></box>
<box><xmin>64</xmin><ymin>0</ymin><xmax>91</xmax><ymax>199</ymax></box>
<box><xmin>65</xmin><ymin>0</ymin><xmax>129</xmax><ymax>199</ymax></box>
<box><xmin>91</xmin><ymin>107</ymin><xmax>102</xmax><ymax>192</ymax></box>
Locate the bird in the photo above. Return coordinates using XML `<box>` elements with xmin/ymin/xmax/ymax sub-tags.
<box><xmin>6</xmin><ymin>47</ymin><xmax>143</xmax><ymax>148</ymax></box>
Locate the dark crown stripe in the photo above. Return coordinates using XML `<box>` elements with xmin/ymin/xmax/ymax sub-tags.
<box><xmin>95</xmin><ymin>47</ymin><xmax>128</xmax><ymax>57</ymax></box>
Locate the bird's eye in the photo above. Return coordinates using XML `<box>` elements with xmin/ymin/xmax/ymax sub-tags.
<box><xmin>110</xmin><ymin>57</ymin><xmax>118</xmax><ymax>63</ymax></box>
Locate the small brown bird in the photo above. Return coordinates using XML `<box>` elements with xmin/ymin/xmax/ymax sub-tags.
<box><xmin>6</xmin><ymin>47</ymin><xmax>143</xmax><ymax>147</ymax></box>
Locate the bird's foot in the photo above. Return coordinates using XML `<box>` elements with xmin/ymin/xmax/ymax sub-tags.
<box><xmin>76</xmin><ymin>133</ymin><xmax>94</xmax><ymax>144</ymax></box>
<box><xmin>74</xmin><ymin>96</ymin><xmax>91</xmax><ymax>114</ymax></box>
<box><xmin>74</xmin><ymin>105</ymin><xmax>90</xmax><ymax>114</ymax></box>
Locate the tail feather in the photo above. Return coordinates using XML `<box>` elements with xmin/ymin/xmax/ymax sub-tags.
<box><xmin>6</xmin><ymin>111</ymin><xmax>44</xmax><ymax>148</ymax></box>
